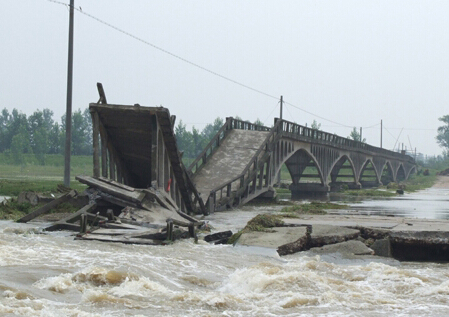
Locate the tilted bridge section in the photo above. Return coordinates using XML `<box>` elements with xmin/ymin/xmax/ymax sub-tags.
<box><xmin>188</xmin><ymin>117</ymin><xmax>416</xmax><ymax>213</ymax></box>
<box><xmin>87</xmin><ymin>98</ymin><xmax>415</xmax><ymax>216</ymax></box>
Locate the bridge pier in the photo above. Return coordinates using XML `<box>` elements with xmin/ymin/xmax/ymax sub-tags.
<box><xmin>359</xmin><ymin>180</ymin><xmax>383</xmax><ymax>188</ymax></box>
<box><xmin>289</xmin><ymin>183</ymin><xmax>330</xmax><ymax>197</ymax></box>
<box><xmin>329</xmin><ymin>182</ymin><xmax>362</xmax><ymax>191</ymax></box>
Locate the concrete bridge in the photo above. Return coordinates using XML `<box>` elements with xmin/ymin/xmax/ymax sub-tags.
<box><xmin>188</xmin><ymin>117</ymin><xmax>416</xmax><ymax>213</ymax></box>
<box><xmin>88</xmin><ymin>98</ymin><xmax>415</xmax><ymax>216</ymax></box>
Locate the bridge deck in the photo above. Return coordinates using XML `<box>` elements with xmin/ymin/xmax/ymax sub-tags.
<box><xmin>192</xmin><ymin>129</ymin><xmax>270</xmax><ymax>199</ymax></box>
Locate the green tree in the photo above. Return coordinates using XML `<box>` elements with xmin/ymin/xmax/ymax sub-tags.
<box><xmin>175</xmin><ymin>120</ymin><xmax>193</xmax><ymax>157</ymax></box>
<box><xmin>436</xmin><ymin>115</ymin><xmax>449</xmax><ymax>150</ymax></box>
<box><xmin>311</xmin><ymin>120</ymin><xmax>321</xmax><ymax>130</ymax></box>
<box><xmin>2</xmin><ymin>109</ymin><xmax>29</xmax><ymax>153</ymax></box>
<box><xmin>191</xmin><ymin>126</ymin><xmax>202</xmax><ymax>157</ymax></box>
<box><xmin>200</xmin><ymin>117</ymin><xmax>223</xmax><ymax>148</ymax></box>
<box><xmin>0</xmin><ymin>108</ymin><xmax>11</xmax><ymax>152</ymax></box>
<box><xmin>28</xmin><ymin>109</ymin><xmax>54</xmax><ymax>164</ymax></box>
<box><xmin>348</xmin><ymin>127</ymin><xmax>366</xmax><ymax>143</ymax></box>
<box><xmin>254</xmin><ymin>118</ymin><xmax>264</xmax><ymax>127</ymax></box>
<box><xmin>48</xmin><ymin>122</ymin><xmax>63</xmax><ymax>154</ymax></box>
<box><xmin>10</xmin><ymin>122</ymin><xmax>32</xmax><ymax>165</ymax></box>
<box><xmin>61</xmin><ymin>108</ymin><xmax>93</xmax><ymax>155</ymax></box>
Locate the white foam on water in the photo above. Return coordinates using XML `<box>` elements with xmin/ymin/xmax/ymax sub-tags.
<box><xmin>33</xmin><ymin>273</ymin><xmax>74</xmax><ymax>293</ymax></box>
<box><xmin>2</xmin><ymin>194</ymin><xmax>449</xmax><ymax>316</ymax></box>
<box><xmin>109</xmin><ymin>276</ymin><xmax>171</xmax><ymax>298</ymax></box>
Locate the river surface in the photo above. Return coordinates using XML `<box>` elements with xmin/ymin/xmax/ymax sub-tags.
<box><xmin>1</xmin><ymin>188</ymin><xmax>449</xmax><ymax>316</ymax></box>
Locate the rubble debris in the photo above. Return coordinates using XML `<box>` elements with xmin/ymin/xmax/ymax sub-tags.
<box><xmin>19</xmin><ymin>176</ymin><xmax>203</xmax><ymax>245</ymax></box>
<box><xmin>204</xmin><ymin>230</ymin><xmax>233</xmax><ymax>244</ymax></box>
<box><xmin>17</xmin><ymin>190</ymin><xmax>77</xmax><ymax>223</ymax></box>
<box><xmin>437</xmin><ymin>168</ymin><xmax>449</xmax><ymax>176</ymax></box>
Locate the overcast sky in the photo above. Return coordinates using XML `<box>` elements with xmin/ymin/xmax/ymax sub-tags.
<box><xmin>2</xmin><ymin>1</ymin><xmax>448</xmax><ymax>156</ymax></box>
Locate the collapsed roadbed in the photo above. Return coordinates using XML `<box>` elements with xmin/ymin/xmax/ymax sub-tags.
<box><xmin>233</xmin><ymin>214</ymin><xmax>449</xmax><ymax>262</ymax></box>
<box><xmin>17</xmin><ymin>176</ymin><xmax>205</xmax><ymax>245</ymax></box>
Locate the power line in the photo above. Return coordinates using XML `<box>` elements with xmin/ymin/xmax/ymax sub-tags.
<box><xmin>262</xmin><ymin>101</ymin><xmax>280</xmax><ymax>126</ymax></box>
<box><xmin>48</xmin><ymin>0</ymin><xmax>361</xmax><ymax>129</ymax></box>
<box><xmin>283</xmin><ymin>100</ymin><xmax>353</xmax><ymax>128</ymax></box>
<box><xmin>48</xmin><ymin>0</ymin><xmax>279</xmax><ymax>102</ymax></box>
<box><xmin>363</xmin><ymin>123</ymin><xmax>380</xmax><ymax>129</ymax></box>
<box><xmin>284</xmin><ymin>104</ymin><xmax>296</xmax><ymax>123</ymax></box>
<box><xmin>382</xmin><ymin>124</ymin><xmax>399</xmax><ymax>141</ymax></box>
<box><xmin>48</xmin><ymin>1</ymin><xmax>431</xmax><ymax>135</ymax></box>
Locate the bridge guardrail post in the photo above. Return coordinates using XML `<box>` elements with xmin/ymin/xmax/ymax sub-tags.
<box><xmin>208</xmin><ymin>192</ymin><xmax>215</xmax><ymax>214</ymax></box>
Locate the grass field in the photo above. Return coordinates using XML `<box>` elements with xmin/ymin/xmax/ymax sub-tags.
<box><xmin>0</xmin><ymin>152</ymin><xmax>438</xmax><ymax>197</ymax></box>
<box><xmin>0</xmin><ymin>154</ymin><xmax>92</xmax><ymax>196</ymax></box>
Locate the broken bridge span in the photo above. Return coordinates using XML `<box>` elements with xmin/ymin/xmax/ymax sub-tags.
<box><xmin>89</xmin><ymin>101</ymin><xmax>416</xmax><ymax>215</ymax></box>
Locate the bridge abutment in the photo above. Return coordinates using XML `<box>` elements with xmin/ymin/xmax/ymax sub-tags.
<box><xmin>289</xmin><ymin>183</ymin><xmax>330</xmax><ymax>197</ymax></box>
<box><xmin>329</xmin><ymin>182</ymin><xmax>362</xmax><ymax>191</ymax></box>
<box><xmin>360</xmin><ymin>180</ymin><xmax>383</xmax><ymax>188</ymax></box>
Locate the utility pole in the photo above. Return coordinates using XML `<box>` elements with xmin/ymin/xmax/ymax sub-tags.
<box><xmin>280</xmin><ymin>95</ymin><xmax>283</xmax><ymax>120</ymax></box>
<box><xmin>360</xmin><ymin>127</ymin><xmax>362</xmax><ymax>142</ymax></box>
<box><xmin>380</xmin><ymin>120</ymin><xmax>383</xmax><ymax>148</ymax></box>
<box><xmin>64</xmin><ymin>0</ymin><xmax>74</xmax><ymax>187</ymax></box>
<box><xmin>277</xmin><ymin>95</ymin><xmax>283</xmax><ymax>186</ymax></box>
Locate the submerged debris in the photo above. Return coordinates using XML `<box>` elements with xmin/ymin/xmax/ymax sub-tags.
<box><xmin>17</xmin><ymin>176</ymin><xmax>204</xmax><ymax>245</ymax></box>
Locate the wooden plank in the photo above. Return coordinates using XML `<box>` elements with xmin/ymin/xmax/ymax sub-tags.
<box><xmin>98</xmin><ymin>176</ymin><xmax>135</xmax><ymax>192</ymax></box>
<box><xmin>96</xmin><ymin>82</ymin><xmax>108</xmax><ymax>104</ymax></box>
<box><xmin>141</xmin><ymin>188</ymin><xmax>175</xmax><ymax>211</ymax></box>
<box><xmin>75</xmin><ymin>234</ymin><xmax>164</xmax><ymax>245</ymax></box>
<box><xmin>98</xmin><ymin>118</ymin><xmax>130</xmax><ymax>185</ymax></box>
<box><xmin>109</xmin><ymin>150</ymin><xmax>116</xmax><ymax>181</ymax></box>
<box><xmin>98</xmin><ymin>192</ymin><xmax>142</xmax><ymax>209</ymax></box>
<box><xmin>90</xmin><ymin>103</ymin><xmax>163</xmax><ymax>115</ymax></box>
<box><xmin>44</xmin><ymin>203</ymin><xmax>97</xmax><ymax>231</ymax></box>
<box><xmin>176</xmin><ymin>209</ymin><xmax>203</xmax><ymax>225</ymax></box>
<box><xmin>100</xmin><ymin>122</ymin><xmax>108</xmax><ymax>178</ymax></box>
<box><xmin>17</xmin><ymin>191</ymin><xmax>76</xmax><ymax>223</ymax></box>
<box><xmin>91</xmin><ymin>110</ymin><xmax>100</xmax><ymax>178</ymax></box>
<box><xmin>76</xmin><ymin>175</ymin><xmax>145</xmax><ymax>204</ymax></box>
<box><xmin>151</xmin><ymin>115</ymin><xmax>158</xmax><ymax>185</ymax></box>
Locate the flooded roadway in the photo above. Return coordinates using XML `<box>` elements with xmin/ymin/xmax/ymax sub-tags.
<box><xmin>341</xmin><ymin>187</ymin><xmax>449</xmax><ymax>220</ymax></box>
<box><xmin>1</xmin><ymin>186</ymin><xmax>449</xmax><ymax>316</ymax></box>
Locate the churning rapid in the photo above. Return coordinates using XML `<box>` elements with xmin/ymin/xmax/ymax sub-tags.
<box><xmin>1</xmin><ymin>190</ymin><xmax>449</xmax><ymax>316</ymax></box>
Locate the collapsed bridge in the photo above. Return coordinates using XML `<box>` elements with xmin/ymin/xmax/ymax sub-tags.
<box><xmin>188</xmin><ymin>117</ymin><xmax>416</xmax><ymax>213</ymax></box>
<box><xmin>88</xmin><ymin>99</ymin><xmax>416</xmax><ymax>215</ymax></box>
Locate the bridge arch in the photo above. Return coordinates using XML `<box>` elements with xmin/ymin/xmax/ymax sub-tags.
<box><xmin>380</xmin><ymin>161</ymin><xmax>395</xmax><ymax>184</ymax></box>
<box><xmin>359</xmin><ymin>159</ymin><xmax>382</xmax><ymax>187</ymax></box>
<box><xmin>396</xmin><ymin>164</ymin><xmax>406</xmax><ymax>182</ymax></box>
<box><xmin>281</xmin><ymin>148</ymin><xmax>325</xmax><ymax>186</ymax></box>
<box><xmin>329</xmin><ymin>155</ymin><xmax>357</xmax><ymax>186</ymax></box>
<box><xmin>406</xmin><ymin>165</ymin><xmax>417</xmax><ymax>180</ymax></box>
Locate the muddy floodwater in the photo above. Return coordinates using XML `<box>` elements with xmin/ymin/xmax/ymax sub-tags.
<box><xmin>1</xmin><ymin>187</ymin><xmax>449</xmax><ymax>316</ymax></box>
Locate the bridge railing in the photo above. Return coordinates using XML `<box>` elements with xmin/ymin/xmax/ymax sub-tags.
<box><xmin>187</xmin><ymin>117</ymin><xmax>271</xmax><ymax>175</ymax></box>
<box><xmin>207</xmin><ymin>119</ymin><xmax>283</xmax><ymax>212</ymax></box>
<box><xmin>278</xmin><ymin>119</ymin><xmax>415</xmax><ymax>163</ymax></box>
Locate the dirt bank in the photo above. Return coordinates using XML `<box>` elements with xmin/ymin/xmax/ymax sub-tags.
<box><xmin>431</xmin><ymin>175</ymin><xmax>449</xmax><ymax>189</ymax></box>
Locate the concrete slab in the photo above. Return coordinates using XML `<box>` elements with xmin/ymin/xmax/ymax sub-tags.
<box><xmin>192</xmin><ymin>129</ymin><xmax>270</xmax><ymax>197</ymax></box>
<box><xmin>237</xmin><ymin>227</ymin><xmax>307</xmax><ymax>249</ymax></box>
<box><xmin>283</xmin><ymin>214</ymin><xmax>449</xmax><ymax>233</ymax></box>
<box><xmin>309</xmin><ymin>240</ymin><xmax>374</xmax><ymax>256</ymax></box>
<box><xmin>235</xmin><ymin>224</ymin><xmax>361</xmax><ymax>256</ymax></box>
<box><xmin>234</xmin><ymin>214</ymin><xmax>449</xmax><ymax>260</ymax></box>
<box><xmin>283</xmin><ymin>215</ymin><xmax>400</xmax><ymax>229</ymax></box>
<box><xmin>279</xmin><ymin>214</ymin><xmax>449</xmax><ymax>261</ymax></box>
<box><xmin>311</xmin><ymin>224</ymin><xmax>360</xmax><ymax>238</ymax></box>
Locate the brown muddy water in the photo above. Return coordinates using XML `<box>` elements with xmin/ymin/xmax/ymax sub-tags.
<box><xmin>1</xmin><ymin>188</ymin><xmax>449</xmax><ymax>316</ymax></box>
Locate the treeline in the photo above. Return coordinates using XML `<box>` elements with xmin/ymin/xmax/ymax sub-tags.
<box><xmin>0</xmin><ymin>107</ymin><xmax>263</xmax><ymax>166</ymax></box>
<box><xmin>0</xmin><ymin>108</ymin><xmax>92</xmax><ymax>165</ymax></box>
<box><xmin>175</xmin><ymin>117</ymin><xmax>224</xmax><ymax>159</ymax></box>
